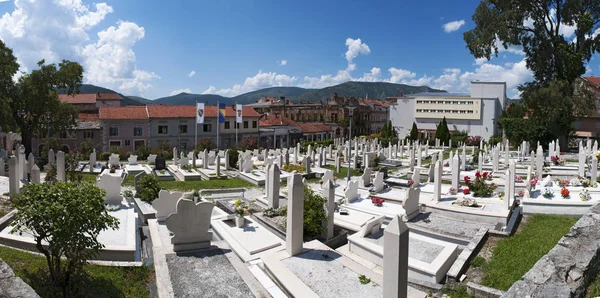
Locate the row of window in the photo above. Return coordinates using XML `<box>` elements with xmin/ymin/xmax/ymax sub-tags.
<box><xmin>108</xmin><ymin>121</ymin><xmax>258</xmax><ymax>137</ymax></box>
<box><xmin>108</xmin><ymin>139</ymin><xmax>146</xmax><ymax>149</ymax></box>
<box><xmin>416</xmin><ymin>109</ymin><xmax>475</xmax><ymax>114</ymax></box>
<box><xmin>416</xmin><ymin>100</ymin><xmax>474</xmax><ymax>105</ymax></box>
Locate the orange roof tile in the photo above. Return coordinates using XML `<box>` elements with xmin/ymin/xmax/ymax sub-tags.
<box><xmin>585</xmin><ymin>76</ymin><xmax>600</xmax><ymax>85</ymax></box>
<box><xmin>295</xmin><ymin>122</ymin><xmax>331</xmax><ymax>133</ymax></box>
<box><xmin>259</xmin><ymin>114</ymin><xmax>296</xmax><ymax>126</ymax></box>
<box><xmin>78</xmin><ymin>113</ymin><xmax>99</xmax><ymax>122</ymax></box>
<box><xmin>59</xmin><ymin>93</ymin><xmax>97</xmax><ymax>104</ymax></box>
<box><xmin>97</xmin><ymin>93</ymin><xmax>122</xmax><ymax>100</ymax></box>
<box><xmin>147</xmin><ymin>105</ymin><xmax>196</xmax><ymax>118</ymax></box>
<box><xmin>99</xmin><ymin>106</ymin><xmax>148</xmax><ymax>120</ymax></box>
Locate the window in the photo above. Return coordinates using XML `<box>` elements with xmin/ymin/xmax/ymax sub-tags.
<box><xmin>109</xmin><ymin>140</ymin><xmax>121</xmax><ymax>148</ymax></box>
<box><xmin>224</xmin><ymin>121</ymin><xmax>230</xmax><ymax>129</ymax></box>
<box><xmin>203</xmin><ymin>124</ymin><xmax>212</xmax><ymax>132</ymax></box>
<box><xmin>125</xmin><ymin>140</ymin><xmax>131</xmax><ymax>146</ymax></box>
<box><xmin>244</xmin><ymin>121</ymin><xmax>249</xmax><ymax>129</ymax></box>
<box><xmin>134</xmin><ymin>140</ymin><xmax>145</xmax><ymax>150</ymax></box>
<box><xmin>179</xmin><ymin>125</ymin><xmax>188</xmax><ymax>133</ymax></box>
<box><xmin>252</xmin><ymin>121</ymin><xmax>257</xmax><ymax>128</ymax></box>
<box><xmin>84</xmin><ymin>131</ymin><xmax>94</xmax><ymax>139</ymax></box>
<box><xmin>109</xmin><ymin>127</ymin><xmax>119</xmax><ymax>137</ymax></box>
<box><xmin>134</xmin><ymin>126</ymin><xmax>143</xmax><ymax>136</ymax></box>
<box><xmin>158</xmin><ymin>125</ymin><xmax>168</xmax><ymax>134</ymax></box>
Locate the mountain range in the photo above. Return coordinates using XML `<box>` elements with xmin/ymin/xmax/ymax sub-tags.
<box><xmin>65</xmin><ymin>81</ymin><xmax>446</xmax><ymax>106</ymax></box>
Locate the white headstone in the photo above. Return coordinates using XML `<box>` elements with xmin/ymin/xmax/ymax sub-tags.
<box><xmin>579</xmin><ymin>150</ymin><xmax>586</xmax><ymax>177</ymax></box>
<box><xmin>90</xmin><ymin>149</ymin><xmax>97</xmax><ymax>166</ymax></box>
<box><xmin>268</xmin><ymin>164</ymin><xmax>280</xmax><ymax>209</ymax></box>
<box><xmin>96</xmin><ymin>174</ymin><xmax>123</xmax><ymax>205</ymax></box>
<box><xmin>153</xmin><ymin>190</ymin><xmax>184</xmax><ymax>221</ymax></box>
<box><xmin>383</xmin><ymin>215</ymin><xmax>409</xmax><ymax>298</ymax></box>
<box><xmin>27</xmin><ymin>153</ymin><xmax>34</xmax><ymax>175</ymax></box>
<box><xmin>127</xmin><ymin>155</ymin><xmax>138</xmax><ymax>166</ymax></box>
<box><xmin>362</xmin><ymin>167</ymin><xmax>372</xmax><ymax>187</ymax></box>
<box><xmin>30</xmin><ymin>164</ymin><xmax>40</xmax><ymax>184</ymax></box>
<box><xmin>215</xmin><ymin>155</ymin><xmax>221</xmax><ymax>177</ymax></box>
<box><xmin>433</xmin><ymin>161</ymin><xmax>442</xmax><ymax>201</ymax></box>
<box><xmin>8</xmin><ymin>157</ymin><xmax>19</xmax><ymax>197</ymax></box>
<box><xmin>451</xmin><ymin>153</ymin><xmax>460</xmax><ymax>190</ymax></box>
<box><xmin>286</xmin><ymin>173</ymin><xmax>304</xmax><ymax>256</ymax></box>
<box><xmin>109</xmin><ymin>154</ymin><xmax>120</xmax><ymax>167</ymax></box>
<box><xmin>48</xmin><ymin>149</ymin><xmax>56</xmax><ymax>164</ymax></box>
<box><xmin>593</xmin><ymin>155</ymin><xmax>598</xmax><ymax>182</ymax></box>
<box><xmin>373</xmin><ymin>171</ymin><xmax>384</xmax><ymax>192</ymax></box>
<box><xmin>56</xmin><ymin>151</ymin><xmax>66</xmax><ymax>182</ymax></box>
<box><xmin>345</xmin><ymin>180</ymin><xmax>359</xmax><ymax>202</ymax></box>
<box><xmin>166</xmin><ymin>198</ymin><xmax>214</xmax><ymax>251</ymax></box>
<box><xmin>322</xmin><ymin>179</ymin><xmax>335</xmax><ymax>240</ymax></box>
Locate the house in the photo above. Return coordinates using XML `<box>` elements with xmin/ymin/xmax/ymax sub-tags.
<box><xmin>258</xmin><ymin>114</ymin><xmax>302</xmax><ymax>148</ymax></box>
<box><xmin>31</xmin><ymin>112</ymin><xmax>103</xmax><ymax>155</ymax></box>
<box><xmin>99</xmin><ymin>106</ymin><xmax>150</xmax><ymax>152</ymax></box>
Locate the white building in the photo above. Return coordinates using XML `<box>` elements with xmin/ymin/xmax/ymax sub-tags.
<box><xmin>389</xmin><ymin>81</ymin><xmax>507</xmax><ymax>141</ymax></box>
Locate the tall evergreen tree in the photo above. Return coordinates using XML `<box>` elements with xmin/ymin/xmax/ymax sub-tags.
<box><xmin>436</xmin><ymin>117</ymin><xmax>451</xmax><ymax>145</ymax></box>
<box><xmin>409</xmin><ymin>122</ymin><xmax>419</xmax><ymax>141</ymax></box>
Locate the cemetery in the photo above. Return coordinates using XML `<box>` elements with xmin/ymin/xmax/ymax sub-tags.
<box><xmin>1</xmin><ymin>136</ymin><xmax>600</xmax><ymax>297</ymax></box>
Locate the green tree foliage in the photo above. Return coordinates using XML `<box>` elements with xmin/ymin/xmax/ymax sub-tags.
<box><xmin>464</xmin><ymin>0</ymin><xmax>600</xmax><ymax>144</ymax></box>
<box><xmin>135</xmin><ymin>144</ymin><xmax>151</xmax><ymax>160</ymax></box>
<box><xmin>303</xmin><ymin>186</ymin><xmax>327</xmax><ymax>238</ymax></box>
<box><xmin>435</xmin><ymin>117</ymin><xmax>451</xmax><ymax>145</ymax></box>
<box><xmin>380</xmin><ymin>120</ymin><xmax>398</xmax><ymax>146</ymax></box>
<box><xmin>409</xmin><ymin>122</ymin><xmax>419</xmax><ymax>141</ymax></box>
<box><xmin>11</xmin><ymin>182</ymin><xmax>119</xmax><ymax>295</ymax></box>
<box><xmin>65</xmin><ymin>151</ymin><xmax>83</xmax><ymax>182</ymax></box>
<box><xmin>136</xmin><ymin>174</ymin><xmax>161</xmax><ymax>204</ymax></box>
<box><xmin>0</xmin><ymin>41</ymin><xmax>83</xmax><ymax>155</ymax></box>
<box><xmin>228</xmin><ymin>148</ymin><xmax>239</xmax><ymax>168</ymax></box>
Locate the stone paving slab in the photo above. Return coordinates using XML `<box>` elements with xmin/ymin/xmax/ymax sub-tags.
<box><xmin>166</xmin><ymin>247</ymin><xmax>253</xmax><ymax>298</ymax></box>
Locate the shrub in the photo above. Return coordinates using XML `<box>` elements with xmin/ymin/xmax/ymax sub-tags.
<box><xmin>100</xmin><ymin>151</ymin><xmax>111</xmax><ymax>161</ymax></box>
<box><xmin>303</xmin><ymin>186</ymin><xmax>327</xmax><ymax>238</ymax></box>
<box><xmin>65</xmin><ymin>151</ymin><xmax>83</xmax><ymax>182</ymax></box>
<box><xmin>135</xmin><ymin>144</ymin><xmax>151</xmax><ymax>160</ymax></box>
<box><xmin>488</xmin><ymin>136</ymin><xmax>502</xmax><ymax>146</ymax></box>
<box><xmin>435</xmin><ymin>117</ymin><xmax>450</xmax><ymax>145</ymax></box>
<box><xmin>135</xmin><ymin>175</ymin><xmax>161</xmax><ymax>203</ymax></box>
<box><xmin>11</xmin><ymin>182</ymin><xmax>119</xmax><ymax>295</ymax></box>
<box><xmin>228</xmin><ymin>148</ymin><xmax>239</xmax><ymax>169</ymax></box>
<box><xmin>109</xmin><ymin>146</ymin><xmax>126</xmax><ymax>159</ymax></box>
<box><xmin>282</xmin><ymin>164</ymin><xmax>305</xmax><ymax>173</ymax></box>
<box><xmin>196</xmin><ymin>138</ymin><xmax>215</xmax><ymax>151</ymax></box>
<box><xmin>464</xmin><ymin>171</ymin><xmax>496</xmax><ymax>197</ymax></box>
<box><xmin>44</xmin><ymin>163</ymin><xmax>57</xmax><ymax>182</ymax></box>
<box><xmin>239</xmin><ymin>136</ymin><xmax>258</xmax><ymax>151</ymax></box>
<box><xmin>409</xmin><ymin>122</ymin><xmax>418</xmax><ymax>141</ymax></box>
<box><xmin>77</xmin><ymin>141</ymin><xmax>95</xmax><ymax>156</ymax></box>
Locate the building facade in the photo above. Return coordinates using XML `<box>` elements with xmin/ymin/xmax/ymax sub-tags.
<box><xmin>99</xmin><ymin>106</ymin><xmax>150</xmax><ymax>152</ymax></box>
<box><xmin>389</xmin><ymin>81</ymin><xmax>506</xmax><ymax>140</ymax></box>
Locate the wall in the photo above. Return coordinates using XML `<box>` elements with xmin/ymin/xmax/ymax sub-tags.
<box><xmin>101</xmin><ymin>119</ymin><xmax>150</xmax><ymax>152</ymax></box>
<box><xmin>390</xmin><ymin>97</ymin><xmax>416</xmax><ymax>138</ymax></box>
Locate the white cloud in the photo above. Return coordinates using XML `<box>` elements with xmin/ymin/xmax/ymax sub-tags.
<box><xmin>387</xmin><ymin>67</ymin><xmax>416</xmax><ymax>83</ymax></box>
<box><xmin>443</xmin><ymin>20</ymin><xmax>465</xmax><ymax>33</ymax></box>
<box><xmin>0</xmin><ymin>0</ymin><xmax>11</xmax><ymax>2</ymax></box>
<box><xmin>357</xmin><ymin>67</ymin><xmax>381</xmax><ymax>82</ymax></box>
<box><xmin>202</xmin><ymin>70</ymin><xmax>297</xmax><ymax>97</ymax></box>
<box><xmin>345</xmin><ymin>38</ymin><xmax>370</xmax><ymax>63</ymax></box>
<box><xmin>0</xmin><ymin>0</ymin><xmax>157</xmax><ymax>95</ymax></box>
<box><xmin>278</xmin><ymin>60</ymin><xmax>287</xmax><ymax>66</ymax></box>
<box><xmin>474</xmin><ymin>57</ymin><xmax>487</xmax><ymax>65</ymax></box>
<box><xmin>188</xmin><ymin>70</ymin><xmax>195</xmax><ymax>78</ymax></box>
<box><xmin>170</xmin><ymin>88</ymin><xmax>191</xmax><ymax>96</ymax></box>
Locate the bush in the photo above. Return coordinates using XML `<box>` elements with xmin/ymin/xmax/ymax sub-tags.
<box><xmin>196</xmin><ymin>138</ymin><xmax>215</xmax><ymax>151</ymax></box>
<box><xmin>11</xmin><ymin>182</ymin><xmax>119</xmax><ymax>295</ymax></box>
<box><xmin>135</xmin><ymin>175</ymin><xmax>161</xmax><ymax>203</ymax></box>
<box><xmin>109</xmin><ymin>146</ymin><xmax>126</xmax><ymax>159</ymax></box>
<box><xmin>488</xmin><ymin>136</ymin><xmax>502</xmax><ymax>146</ymax></box>
<box><xmin>100</xmin><ymin>151</ymin><xmax>111</xmax><ymax>161</ymax></box>
<box><xmin>303</xmin><ymin>186</ymin><xmax>327</xmax><ymax>238</ymax></box>
<box><xmin>239</xmin><ymin>136</ymin><xmax>258</xmax><ymax>151</ymax></box>
<box><xmin>435</xmin><ymin>117</ymin><xmax>451</xmax><ymax>145</ymax></box>
<box><xmin>409</xmin><ymin>122</ymin><xmax>418</xmax><ymax>141</ymax></box>
<box><xmin>65</xmin><ymin>151</ymin><xmax>83</xmax><ymax>182</ymax></box>
<box><xmin>464</xmin><ymin>172</ymin><xmax>496</xmax><ymax>197</ymax></box>
<box><xmin>135</xmin><ymin>145</ymin><xmax>151</xmax><ymax>160</ymax></box>
<box><xmin>451</xmin><ymin>130</ymin><xmax>469</xmax><ymax>146</ymax></box>
<box><xmin>282</xmin><ymin>164</ymin><xmax>305</xmax><ymax>173</ymax></box>
<box><xmin>228</xmin><ymin>148</ymin><xmax>239</xmax><ymax>169</ymax></box>
<box><xmin>77</xmin><ymin>141</ymin><xmax>95</xmax><ymax>156</ymax></box>
<box><xmin>44</xmin><ymin>163</ymin><xmax>57</xmax><ymax>182</ymax></box>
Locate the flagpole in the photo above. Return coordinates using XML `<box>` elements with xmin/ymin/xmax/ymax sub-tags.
<box><xmin>235</xmin><ymin>102</ymin><xmax>239</xmax><ymax>145</ymax></box>
<box><xmin>217</xmin><ymin>101</ymin><xmax>220</xmax><ymax>150</ymax></box>
<box><xmin>195</xmin><ymin>100</ymin><xmax>198</xmax><ymax>153</ymax></box>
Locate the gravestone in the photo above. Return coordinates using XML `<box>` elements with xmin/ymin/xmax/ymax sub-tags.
<box><xmin>409</xmin><ymin>146</ymin><xmax>415</xmax><ymax>171</ymax></box>
<box><xmin>166</xmin><ymin>198</ymin><xmax>214</xmax><ymax>251</ymax></box>
<box><xmin>0</xmin><ymin>158</ymin><xmax>4</xmax><ymax>177</ymax></box>
<box><xmin>18</xmin><ymin>146</ymin><xmax>25</xmax><ymax>180</ymax></box>
<box><xmin>579</xmin><ymin>151</ymin><xmax>586</xmax><ymax>177</ymax></box>
<box><xmin>461</xmin><ymin>148</ymin><xmax>466</xmax><ymax>171</ymax></box>
<box><xmin>48</xmin><ymin>149</ymin><xmax>56</xmax><ymax>164</ymax></box>
<box><xmin>478</xmin><ymin>152</ymin><xmax>483</xmax><ymax>172</ymax></box>
<box><xmin>268</xmin><ymin>164</ymin><xmax>280</xmax><ymax>209</ymax></box>
<box><xmin>373</xmin><ymin>172</ymin><xmax>384</xmax><ymax>192</ymax></box>
<box><xmin>505</xmin><ymin>169</ymin><xmax>512</xmax><ymax>210</ymax></box>
<box><xmin>434</xmin><ymin>161</ymin><xmax>442</xmax><ymax>201</ymax></box>
<box><xmin>90</xmin><ymin>149</ymin><xmax>97</xmax><ymax>166</ymax></box>
<box><xmin>383</xmin><ymin>214</ymin><xmax>409</xmax><ymax>298</ymax></box>
<box><xmin>128</xmin><ymin>155</ymin><xmax>138</xmax><ymax>165</ymax></box>
<box><xmin>215</xmin><ymin>155</ymin><xmax>221</xmax><ymax>177</ymax></box>
<box><xmin>345</xmin><ymin>180</ymin><xmax>359</xmax><ymax>202</ymax></box>
<box><xmin>96</xmin><ymin>174</ymin><xmax>123</xmax><ymax>205</ymax></box>
<box><xmin>412</xmin><ymin>167</ymin><xmax>421</xmax><ymax>185</ymax></box>
<box><xmin>173</xmin><ymin>147</ymin><xmax>178</xmax><ymax>165</ymax></box>
<box><xmin>286</xmin><ymin>173</ymin><xmax>304</xmax><ymax>256</ymax></box>
<box><xmin>224</xmin><ymin>149</ymin><xmax>229</xmax><ymax>170</ymax></box>
<box><xmin>593</xmin><ymin>155</ymin><xmax>598</xmax><ymax>182</ymax></box>
<box><xmin>108</xmin><ymin>154</ymin><xmax>120</xmax><ymax>168</ymax></box>
<box><xmin>265</xmin><ymin>164</ymin><xmax>272</xmax><ymax>202</ymax></box>
<box><xmin>379</xmin><ymin>166</ymin><xmax>389</xmax><ymax>179</ymax></box>
<box><xmin>536</xmin><ymin>146</ymin><xmax>544</xmax><ymax>181</ymax></box>
<box><xmin>362</xmin><ymin>167</ymin><xmax>372</xmax><ymax>187</ymax></box>
<box><xmin>155</xmin><ymin>158</ymin><xmax>166</xmax><ymax>170</ymax></box>
<box><xmin>203</xmin><ymin>149</ymin><xmax>209</xmax><ymax>169</ymax></box>
<box><xmin>451</xmin><ymin>153</ymin><xmax>460</xmax><ymax>190</ymax></box>
<box><xmin>335</xmin><ymin>156</ymin><xmax>341</xmax><ymax>173</ymax></box>
<box><xmin>242</xmin><ymin>157</ymin><xmax>253</xmax><ymax>173</ymax></box>
<box><xmin>27</xmin><ymin>153</ymin><xmax>34</xmax><ymax>176</ymax></box>
<box><xmin>179</xmin><ymin>157</ymin><xmax>190</xmax><ymax>169</ymax></box>
<box><xmin>285</xmin><ymin>150</ymin><xmax>290</xmax><ymax>166</ymax></box>
<box><xmin>31</xmin><ymin>164</ymin><xmax>40</xmax><ymax>184</ymax></box>
<box><xmin>353</xmin><ymin>152</ymin><xmax>358</xmax><ymax>170</ymax></box>
<box><xmin>9</xmin><ymin>157</ymin><xmax>19</xmax><ymax>197</ymax></box>
<box><xmin>403</xmin><ymin>185</ymin><xmax>420</xmax><ymax>219</ymax></box>
<box><xmin>148</xmin><ymin>154</ymin><xmax>157</xmax><ymax>165</ymax></box>
<box><xmin>322</xmin><ymin>170</ymin><xmax>334</xmax><ymax>185</ymax></box>
<box><xmin>153</xmin><ymin>190</ymin><xmax>184</xmax><ymax>221</ymax></box>
<box><xmin>509</xmin><ymin>161</ymin><xmax>516</xmax><ymax>202</ymax></box>
<box><xmin>304</xmin><ymin>156</ymin><xmax>311</xmax><ymax>174</ymax></box>
<box><xmin>56</xmin><ymin>151</ymin><xmax>65</xmax><ymax>182</ymax></box>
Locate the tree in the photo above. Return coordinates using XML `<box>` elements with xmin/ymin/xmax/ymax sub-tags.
<box><xmin>435</xmin><ymin>117</ymin><xmax>451</xmax><ymax>145</ymax></box>
<box><xmin>11</xmin><ymin>182</ymin><xmax>119</xmax><ymax>295</ymax></box>
<box><xmin>136</xmin><ymin>174</ymin><xmax>161</xmax><ymax>203</ymax></box>
<box><xmin>409</xmin><ymin>122</ymin><xmax>419</xmax><ymax>141</ymax></box>
<box><xmin>464</xmin><ymin>0</ymin><xmax>600</xmax><ymax>143</ymax></box>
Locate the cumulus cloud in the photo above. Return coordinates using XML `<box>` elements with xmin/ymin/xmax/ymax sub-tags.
<box><xmin>345</xmin><ymin>38</ymin><xmax>370</xmax><ymax>63</ymax></box>
<box><xmin>0</xmin><ymin>0</ymin><xmax>157</xmax><ymax>95</ymax></box>
<box><xmin>278</xmin><ymin>60</ymin><xmax>287</xmax><ymax>66</ymax></box>
<box><xmin>188</xmin><ymin>70</ymin><xmax>195</xmax><ymax>78</ymax></box>
<box><xmin>387</xmin><ymin>68</ymin><xmax>416</xmax><ymax>83</ymax></box>
<box><xmin>357</xmin><ymin>67</ymin><xmax>381</xmax><ymax>82</ymax></box>
<box><xmin>170</xmin><ymin>88</ymin><xmax>191</xmax><ymax>95</ymax></box>
<box><xmin>202</xmin><ymin>70</ymin><xmax>297</xmax><ymax>97</ymax></box>
<box><xmin>443</xmin><ymin>20</ymin><xmax>465</xmax><ymax>33</ymax></box>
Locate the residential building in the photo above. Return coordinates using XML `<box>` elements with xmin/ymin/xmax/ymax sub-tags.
<box><xmin>146</xmin><ymin>105</ymin><xmax>260</xmax><ymax>150</ymax></box>
<box><xmin>59</xmin><ymin>92</ymin><xmax>122</xmax><ymax>111</ymax></box>
<box><xmin>31</xmin><ymin>112</ymin><xmax>103</xmax><ymax>155</ymax></box>
<box><xmin>258</xmin><ymin>114</ymin><xmax>303</xmax><ymax>148</ymax></box>
<box><xmin>389</xmin><ymin>81</ymin><xmax>507</xmax><ymax>140</ymax></box>
<box><xmin>99</xmin><ymin>106</ymin><xmax>150</xmax><ymax>152</ymax></box>
<box><xmin>574</xmin><ymin>76</ymin><xmax>600</xmax><ymax>138</ymax></box>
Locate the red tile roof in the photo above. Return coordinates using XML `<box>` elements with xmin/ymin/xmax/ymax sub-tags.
<box><xmin>147</xmin><ymin>105</ymin><xmax>260</xmax><ymax>118</ymax></box>
<box><xmin>585</xmin><ymin>76</ymin><xmax>600</xmax><ymax>85</ymax></box>
<box><xmin>59</xmin><ymin>94</ymin><xmax>97</xmax><ymax>104</ymax></box>
<box><xmin>78</xmin><ymin>113</ymin><xmax>99</xmax><ymax>122</ymax></box>
<box><xmin>364</xmin><ymin>98</ymin><xmax>390</xmax><ymax>108</ymax></box>
<box><xmin>259</xmin><ymin>114</ymin><xmax>297</xmax><ymax>127</ymax></box>
<box><xmin>97</xmin><ymin>93</ymin><xmax>122</xmax><ymax>100</ymax></box>
<box><xmin>295</xmin><ymin>122</ymin><xmax>331</xmax><ymax>133</ymax></box>
<box><xmin>99</xmin><ymin>106</ymin><xmax>148</xmax><ymax>120</ymax></box>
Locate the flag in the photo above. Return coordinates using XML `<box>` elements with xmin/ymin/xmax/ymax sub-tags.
<box><xmin>218</xmin><ymin>103</ymin><xmax>226</xmax><ymax>123</ymax></box>
<box><xmin>236</xmin><ymin>104</ymin><xmax>243</xmax><ymax>123</ymax></box>
<box><xmin>196</xmin><ymin>103</ymin><xmax>205</xmax><ymax>124</ymax></box>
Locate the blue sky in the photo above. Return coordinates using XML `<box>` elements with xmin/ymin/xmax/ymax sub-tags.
<box><xmin>0</xmin><ymin>0</ymin><xmax>593</xmax><ymax>99</ymax></box>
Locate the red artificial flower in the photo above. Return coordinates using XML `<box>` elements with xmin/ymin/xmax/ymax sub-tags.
<box><xmin>482</xmin><ymin>172</ymin><xmax>489</xmax><ymax>178</ymax></box>
<box><xmin>475</xmin><ymin>171</ymin><xmax>481</xmax><ymax>178</ymax></box>
<box><xmin>463</xmin><ymin>188</ymin><xmax>470</xmax><ymax>195</ymax></box>
<box><xmin>464</xmin><ymin>176</ymin><xmax>471</xmax><ymax>183</ymax></box>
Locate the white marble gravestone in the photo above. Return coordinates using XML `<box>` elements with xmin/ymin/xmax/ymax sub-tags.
<box><xmin>152</xmin><ymin>190</ymin><xmax>184</xmax><ymax>221</ymax></box>
<box><xmin>362</xmin><ymin>167</ymin><xmax>372</xmax><ymax>187</ymax></box>
<box><xmin>31</xmin><ymin>164</ymin><xmax>40</xmax><ymax>184</ymax></box>
<box><xmin>345</xmin><ymin>180</ymin><xmax>359</xmax><ymax>202</ymax></box>
<box><xmin>166</xmin><ymin>198</ymin><xmax>214</xmax><ymax>251</ymax></box>
<box><xmin>383</xmin><ymin>214</ymin><xmax>409</xmax><ymax>298</ymax></box>
<box><xmin>128</xmin><ymin>155</ymin><xmax>138</xmax><ymax>165</ymax></box>
<box><xmin>373</xmin><ymin>171</ymin><xmax>384</xmax><ymax>192</ymax></box>
<box><xmin>56</xmin><ymin>151</ymin><xmax>66</xmax><ymax>182</ymax></box>
<box><xmin>322</xmin><ymin>179</ymin><xmax>335</xmax><ymax>240</ymax></box>
<box><xmin>48</xmin><ymin>149</ymin><xmax>55</xmax><ymax>164</ymax></box>
<box><xmin>8</xmin><ymin>157</ymin><xmax>19</xmax><ymax>197</ymax></box>
<box><xmin>147</xmin><ymin>154</ymin><xmax>157</xmax><ymax>165</ymax></box>
<box><xmin>96</xmin><ymin>174</ymin><xmax>123</xmax><ymax>205</ymax></box>
<box><xmin>268</xmin><ymin>164</ymin><xmax>280</xmax><ymax>209</ymax></box>
<box><xmin>286</xmin><ymin>173</ymin><xmax>304</xmax><ymax>256</ymax></box>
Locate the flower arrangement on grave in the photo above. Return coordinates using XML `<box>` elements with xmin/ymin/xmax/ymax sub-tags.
<box><xmin>233</xmin><ymin>199</ymin><xmax>248</xmax><ymax>217</ymax></box>
<box><xmin>448</xmin><ymin>187</ymin><xmax>458</xmax><ymax>195</ymax></box>
<box><xmin>530</xmin><ymin>177</ymin><xmax>539</xmax><ymax>187</ymax></box>
<box><xmin>517</xmin><ymin>190</ymin><xmax>525</xmax><ymax>197</ymax></box>
<box><xmin>371</xmin><ymin>197</ymin><xmax>385</xmax><ymax>206</ymax></box>
<box><xmin>498</xmin><ymin>191</ymin><xmax>505</xmax><ymax>200</ymax></box>
<box><xmin>407</xmin><ymin>179</ymin><xmax>414</xmax><ymax>187</ymax></box>
<box><xmin>514</xmin><ymin>175</ymin><xmax>523</xmax><ymax>183</ymax></box>
<box><xmin>464</xmin><ymin>171</ymin><xmax>496</xmax><ymax>197</ymax></box>
<box><xmin>542</xmin><ymin>188</ymin><xmax>554</xmax><ymax>199</ymax></box>
<box><xmin>444</xmin><ymin>162</ymin><xmax>449</xmax><ymax>167</ymax></box>
<box><xmin>550</xmin><ymin>155</ymin><xmax>564</xmax><ymax>166</ymax></box>
<box><xmin>560</xmin><ymin>187</ymin><xmax>570</xmax><ymax>199</ymax></box>
<box><xmin>580</xmin><ymin>189</ymin><xmax>591</xmax><ymax>201</ymax></box>
<box><xmin>596</xmin><ymin>152</ymin><xmax>600</xmax><ymax>160</ymax></box>
<box><xmin>578</xmin><ymin>176</ymin><xmax>598</xmax><ymax>188</ymax></box>
<box><xmin>558</xmin><ymin>179</ymin><xmax>570</xmax><ymax>187</ymax></box>
<box><xmin>463</xmin><ymin>188</ymin><xmax>470</xmax><ymax>195</ymax></box>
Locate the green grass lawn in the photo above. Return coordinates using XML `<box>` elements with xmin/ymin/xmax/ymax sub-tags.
<box><xmin>123</xmin><ymin>174</ymin><xmax>136</xmax><ymax>186</ymax></box>
<box><xmin>158</xmin><ymin>177</ymin><xmax>253</xmax><ymax>191</ymax></box>
<box><xmin>0</xmin><ymin>245</ymin><xmax>152</xmax><ymax>297</ymax></box>
<box><xmin>323</xmin><ymin>165</ymin><xmax>362</xmax><ymax>179</ymax></box>
<box><xmin>81</xmin><ymin>173</ymin><xmax>99</xmax><ymax>184</ymax></box>
<box><xmin>481</xmin><ymin>214</ymin><xmax>579</xmax><ymax>290</ymax></box>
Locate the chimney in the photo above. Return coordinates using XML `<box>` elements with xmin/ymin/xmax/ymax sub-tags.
<box><xmin>97</xmin><ymin>92</ymin><xmax>100</xmax><ymax>97</ymax></box>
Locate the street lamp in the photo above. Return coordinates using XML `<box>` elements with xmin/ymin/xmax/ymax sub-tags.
<box><xmin>347</xmin><ymin>105</ymin><xmax>357</xmax><ymax>183</ymax></box>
